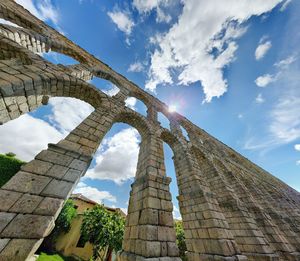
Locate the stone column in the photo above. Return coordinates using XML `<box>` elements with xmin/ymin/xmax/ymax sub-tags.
<box><xmin>234</xmin><ymin>166</ymin><xmax>300</xmax><ymax>257</ymax></box>
<box><xmin>220</xmin><ymin>160</ymin><xmax>299</xmax><ymax>260</ymax></box>
<box><xmin>173</xmin><ymin>145</ymin><xmax>247</xmax><ymax>261</ymax></box>
<box><xmin>118</xmin><ymin>134</ymin><xmax>181</xmax><ymax>261</ymax></box>
<box><xmin>0</xmin><ymin>143</ymin><xmax>91</xmax><ymax>260</ymax></box>
<box><xmin>147</xmin><ymin>106</ymin><xmax>157</xmax><ymax>123</ymax></box>
<box><xmin>0</xmin><ymin>107</ymin><xmax>115</xmax><ymax>260</ymax></box>
<box><xmin>199</xmin><ymin>155</ymin><xmax>279</xmax><ymax>260</ymax></box>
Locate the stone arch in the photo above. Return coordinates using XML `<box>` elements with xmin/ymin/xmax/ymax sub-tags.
<box><xmin>113</xmin><ymin>108</ymin><xmax>153</xmax><ymax>140</ymax></box>
<box><xmin>0</xmin><ymin>61</ymin><xmax>106</xmax><ymax>124</ymax></box>
<box><xmin>0</xmin><ymin>37</ymin><xmax>34</xmax><ymax>64</ymax></box>
<box><xmin>0</xmin><ymin>5</ymin><xmax>91</xmax><ymax>65</ymax></box>
<box><xmin>157</xmin><ymin>111</ymin><xmax>172</xmax><ymax>130</ymax></box>
<box><xmin>160</xmin><ymin>129</ymin><xmax>181</xmax><ymax>150</ymax></box>
<box><xmin>125</xmin><ymin>96</ymin><xmax>148</xmax><ymax>117</ymax></box>
<box><xmin>0</xmin><ymin>23</ymin><xmax>51</xmax><ymax>55</ymax></box>
<box><xmin>0</xmin><ymin>1</ymin><xmax>43</xmax><ymax>34</ymax></box>
<box><xmin>0</xmin><ymin>1</ymin><xmax>300</xmax><ymax>260</ymax></box>
<box><xmin>127</xmin><ymin>91</ymin><xmax>151</xmax><ymax>108</ymax></box>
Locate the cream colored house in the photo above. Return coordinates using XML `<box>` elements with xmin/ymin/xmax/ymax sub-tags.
<box><xmin>55</xmin><ymin>194</ymin><xmax>125</xmax><ymax>261</ymax></box>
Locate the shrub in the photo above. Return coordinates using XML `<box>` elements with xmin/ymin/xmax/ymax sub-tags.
<box><xmin>0</xmin><ymin>153</ymin><xmax>25</xmax><ymax>187</ymax></box>
<box><xmin>175</xmin><ymin>220</ymin><xmax>187</xmax><ymax>261</ymax></box>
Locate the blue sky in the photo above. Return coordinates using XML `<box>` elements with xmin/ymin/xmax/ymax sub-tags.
<box><xmin>0</xmin><ymin>0</ymin><xmax>299</xmax><ymax>218</ymax></box>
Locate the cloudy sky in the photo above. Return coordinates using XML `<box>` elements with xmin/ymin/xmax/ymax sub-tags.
<box><xmin>0</xmin><ymin>0</ymin><xmax>299</xmax><ymax>218</ymax></box>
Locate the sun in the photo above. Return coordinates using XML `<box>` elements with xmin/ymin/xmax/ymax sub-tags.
<box><xmin>168</xmin><ymin>105</ymin><xmax>177</xmax><ymax>112</ymax></box>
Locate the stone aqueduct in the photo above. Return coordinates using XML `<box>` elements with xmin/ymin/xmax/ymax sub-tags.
<box><xmin>0</xmin><ymin>1</ymin><xmax>299</xmax><ymax>260</ymax></box>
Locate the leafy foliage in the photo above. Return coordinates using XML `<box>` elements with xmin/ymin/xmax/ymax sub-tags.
<box><xmin>81</xmin><ymin>204</ymin><xmax>125</xmax><ymax>260</ymax></box>
<box><xmin>175</xmin><ymin>220</ymin><xmax>187</xmax><ymax>261</ymax></box>
<box><xmin>5</xmin><ymin>152</ymin><xmax>16</xmax><ymax>157</ymax></box>
<box><xmin>39</xmin><ymin>200</ymin><xmax>77</xmax><ymax>253</ymax></box>
<box><xmin>0</xmin><ymin>153</ymin><xmax>25</xmax><ymax>187</ymax></box>
<box><xmin>55</xmin><ymin>200</ymin><xmax>77</xmax><ymax>234</ymax></box>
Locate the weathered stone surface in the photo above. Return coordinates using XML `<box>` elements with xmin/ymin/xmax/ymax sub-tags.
<box><xmin>2</xmin><ymin>172</ymin><xmax>51</xmax><ymax>194</ymax></box>
<box><xmin>41</xmin><ymin>179</ymin><xmax>74</xmax><ymax>199</ymax></box>
<box><xmin>35</xmin><ymin>150</ymin><xmax>73</xmax><ymax>166</ymax></box>
<box><xmin>0</xmin><ymin>190</ymin><xmax>22</xmax><ymax>211</ymax></box>
<box><xmin>63</xmin><ymin>168</ymin><xmax>81</xmax><ymax>182</ymax></box>
<box><xmin>0</xmin><ymin>239</ymin><xmax>10</xmax><ymax>253</ymax></box>
<box><xmin>0</xmin><ymin>239</ymin><xmax>43</xmax><ymax>261</ymax></box>
<box><xmin>45</xmin><ymin>164</ymin><xmax>69</xmax><ymax>179</ymax></box>
<box><xmin>9</xmin><ymin>194</ymin><xmax>43</xmax><ymax>214</ymax></box>
<box><xmin>69</xmin><ymin>159</ymin><xmax>88</xmax><ymax>171</ymax></box>
<box><xmin>33</xmin><ymin>197</ymin><xmax>64</xmax><ymax>218</ymax></box>
<box><xmin>1</xmin><ymin>214</ymin><xmax>54</xmax><ymax>238</ymax></box>
<box><xmin>21</xmin><ymin>159</ymin><xmax>52</xmax><ymax>175</ymax></box>
<box><xmin>0</xmin><ymin>212</ymin><xmax>16</xmax><ymax>233</ymax></box>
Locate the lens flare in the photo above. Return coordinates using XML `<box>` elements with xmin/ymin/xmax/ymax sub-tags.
<box><xmin>168</xmin><ymin>105</ymin><xmax>177</xmax><ymax>112</ymax></box>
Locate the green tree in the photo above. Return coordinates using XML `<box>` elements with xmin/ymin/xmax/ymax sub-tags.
<box><xmin>5</xmin><ymin>152</ymin><xmax>16</xmax><ymax>157</ymax></box>
<box><xmin>175</xmin><ymin>220</ymin><xmax>187</xmax><ymax>261</ymax></box>
<box><xmin>81</xmin><ymin>205</ymin><xmax>125</xmax><ymax>261</ymax></box>
<box><xmin>0</xmin><ymin>153</ymin><xmax>25</xmax><ymax>187</ymax></box>
<box><xmin>39</xmin><ymin>199</ymin><xmax>77</xmax><ymax>253</ymax></box>
<box><xmin>55</xmin><ymin>200</ymin><xmax>77</xmax><ymax>234</ymax></box>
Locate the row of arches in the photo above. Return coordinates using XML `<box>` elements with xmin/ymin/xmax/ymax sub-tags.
<box><xmin>0</xmin><ymin>15</ymin><xmax>194</xmax><ymax>145</ymax></box>
<box><xmin>1</xmin><ymin>2</ymin><xmax>300</xmax><ymax>260</ymax></box>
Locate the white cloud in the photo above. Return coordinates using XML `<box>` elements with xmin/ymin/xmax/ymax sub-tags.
<box><xmin>0</xmin><ymin>97</ymin><xmax>93</xmax><ymax>161</ymax></box>
<box><xmin>128</xmin><ymin>62</ymin><xmax>144</xmax><ymax>72</ymax></box>
<box><xmin>156</xmin><ymin>7</ymin><xmax>171</xmax><ymax>23</ymax></box>
<box><xmin>295</xmin><ymin>144</ymin><xmax>300</xmax><ymax>151</ymax></box>
<box><xmin>280</xmin><ymin>0</ymin><xmax>292</xmax><ymax>11</ymax></box>
<box><xmin>0</xmin><ymin>114</ymin><xmax>63</xmax><ymax>161</ymax></box>
<box><xmin>125</xmin><ymin>97</ymin><xmax>137</xmax><ymax>110</ymax></box>
<box><xmin>37</xmin><ymin>0</ymin><xmax>59</xmax><ymax>24</ymax></box>
<box><xmin>238</xmin><ymin>114</ymin><xmax>243</xmax><ymax>119</ymax></box>
<box><xmin>275</xmin><ymin>55</ymin><xmax>297</xmax><ymax>68</ymax></box>
<box><xmin>15</xmin><ymin>0</ymin><xmax>59</xmax><ymax>25</ymax></box>
<box><xmin>255</xmin><ymin>93</ymin><xmax>265</xmax><ymax>104</ymax></box>
<box><xmin>85</xmin><ymin>128</ymin><xmax>140</xmax><ymax>185</ymax></box>
<box><xmin>133</xmin><ymin>0</ymin><xmax>173</xmax><ymax>23</ymax></box>
<box><xmin>16</xmin><ymin>0</ymin><xmax>41</xmax><ymax>18</ymax></box>
<box><xmin>107</xmin><ymin>11</ymin><xmax>134</xmax><ymax>36</ymax></box>
<box><xmin>120</xmin><ymin>207</ymin><xmax>128</xmax><ymax>215</ymax></box>
<box><xmin>102</xmin><ymin>84</ymin><xmax>120</xmax><ymax>97</ymax></box>
<box><xmin>246</xmin><ymin>69</ymin><xmax>300</xmax><ymax>152</ymax></box>
<box><xmin>173</xmin><ymin>205</ymin><xmax>181</xmax><ymax>219</ymax></box>
<box><xmin>74</xmin><ymin>182</ymin><xmax>117</xmax><ymax>203</ymax></box>
<box><xmin>296</xmin><ymin>160</ymin><xmax>300</xmax><ymax>165</ymax></box>
<box><xmin>48</xmin><ymin>97</ymin><xmax>94</xmax><ymax>134</ymax></box>
<box><xmin>255</xmin><ymin>55</ymin><xmax>297</xmax><ymax>87</ymax></box>
<box><xmin>255</xmin><ymin>74</ymin><xmax>276</xmax><ymax>87</ymax></box>
<box><xmin>269</xmin><ymin>96</ymin><xmax>300</xmax><ymax>143</ymax></box>
<box><xmin>133</xmin><ymin>0</ymin><xmax>164</xmax><ymax>13</ymax></box>
<box><xmin>0</xmin><ymin>19</ymin><xmax>20</xmax><ymax>27</ymax></box>
<box><xmin>145</xmin><ymin>0</ymin><xmax>283</xmax><ymax>102</ymax></box>
<box><xmin>255</xmin><ymin>40</ymin><xmax>272</xmax><ymax>60</ymax></box>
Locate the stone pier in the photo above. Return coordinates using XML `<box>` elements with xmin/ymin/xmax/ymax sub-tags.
<box><xmin>0</xmin><ymin>1</ymin><xmax>299</xmax><ymax>260</ymax></box>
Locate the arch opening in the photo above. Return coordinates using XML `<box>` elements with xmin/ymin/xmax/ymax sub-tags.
<box><xmin>180</xmin><ymin>125</ymin><xmax>190</xmax><ymax>141</ymax></box>
<box><xmin>42</xmin><ymin>51</ymin><xmax>78</xmax><ymax>65</ymax></box>
<box><xmin>0</xmin><ymin>22</ymin><xmax>50</xmax><ymax>58</ymax></box>
<box><xmin>0</xmin><ymin>67</ymin><xmax>104</xmax><ymax>125</ymax></box>
<box><xmin>160</xmin><ymin>135</ymin><xmax>187</xmax><ymax>260</ymax></box>
<box><xmin>125</xmin><ymin>97</ymin><xmax>147</xmax><ymax>117</ymax></box>
<box><xmin>91</xmin><ymin>77</ymin><xmax>120</xmax><ymax>97</ymax></box>
<box><xmin>0</xmin><ymin>96</ymin><xmax>94</xmax><ymax>162</ymax></box>
<box><xmin>0</xmin><ymin>18</ymin><xmax>20</xmax><ymax>28</ymax></box>
<box><xmin>158</xmin><ymin>111</ymin><xmax>171</xmax><ymax>130</ymax></box>
<box><xmin>74</xmin><ymin>122</ymin><xmax>141</xmax><ymax>210</ymax></box>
